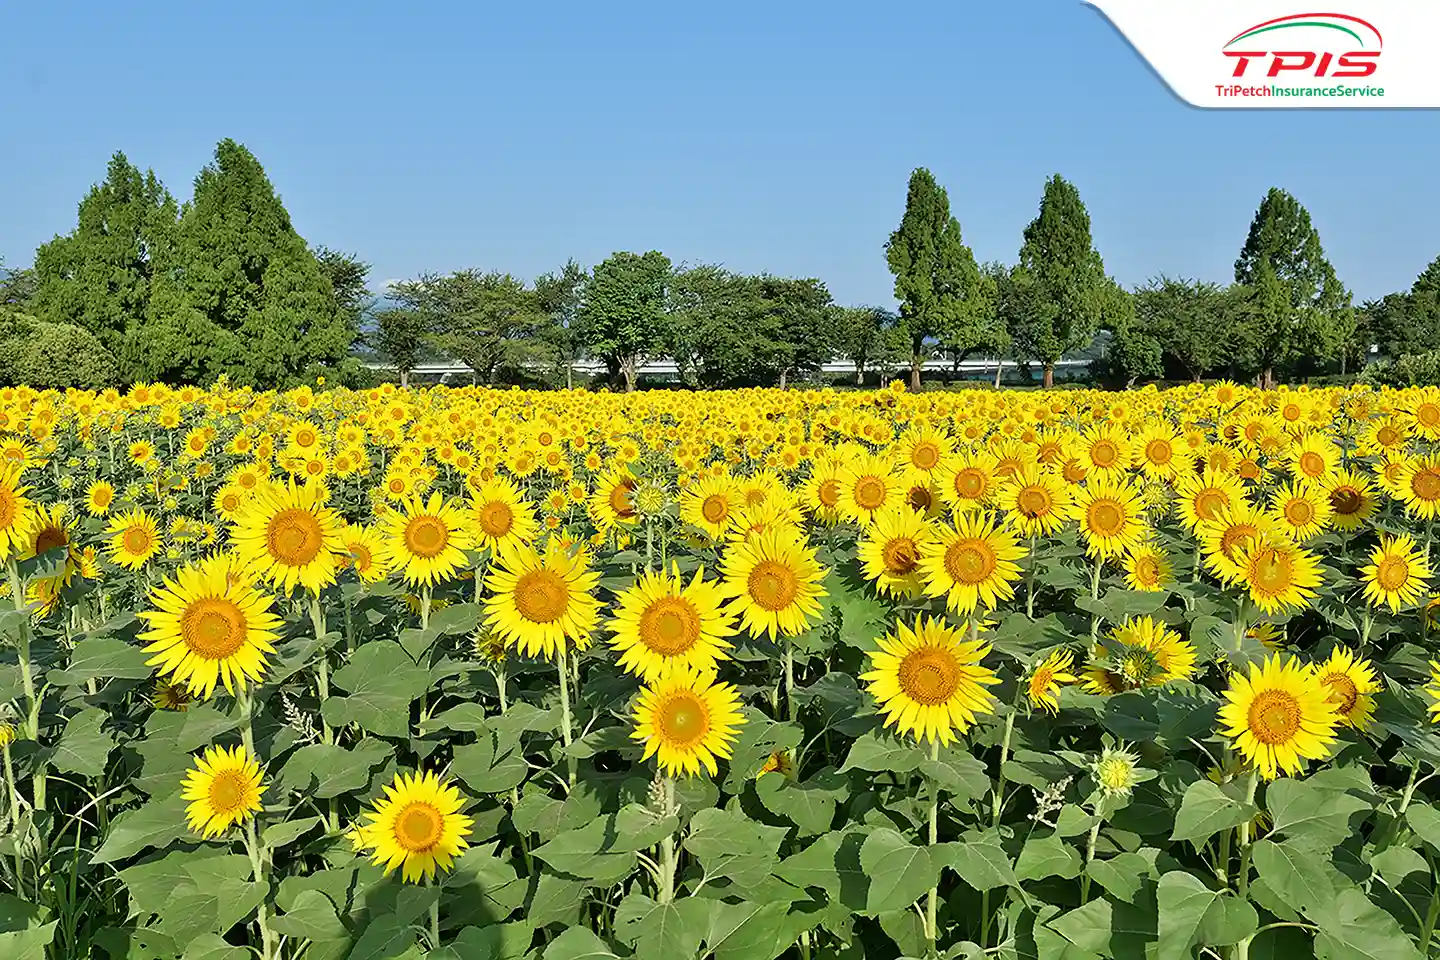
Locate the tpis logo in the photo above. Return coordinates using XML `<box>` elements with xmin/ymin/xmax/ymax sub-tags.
<box><xmin>1223</xmin><ymin>12</ymin><xmax>1382</xmax><ymax>79</ymax></box>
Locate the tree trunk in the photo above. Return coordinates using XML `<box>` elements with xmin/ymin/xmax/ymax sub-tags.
<box><xmin>1043</xmin><ymin>362</ymin><xmax>1055</xmax><ymax>389</ymax></box>
<box><xmin>565</xmin><ymin>358</ymin><xmax>573</xmax><ymax>390</ymax></box>
<box><xmin>623</xmin><ymin>358</ymin><xmax>637</xmax><ymax>393</ymax></box>
<box><xmin>855</xmin><ymin>360</ymin><xmax>865</xmax><ymax>386</ymax></box>
<box><xmin>909</xmin><ymin>351</ymin><xmax>923</xmax><ymax>392</ymax></box>
<box><xmin>400</xmin><ymin>368</ymin><xmax>410</xmax><ymax>389</ymax></box>
<box><xmin>993</xmin><ymin>360</ymin><xmax>1003</xmax><ymax>389</ymax></box>
<box><xmin>779</xmin><ymin>367</ymin><xmax>789</xmax><ymax>390</ymax></box>
<box><xmin>1262</xmin><ymin>366</ymin><xmax>1274</xmax><ymax>390</ymax></box>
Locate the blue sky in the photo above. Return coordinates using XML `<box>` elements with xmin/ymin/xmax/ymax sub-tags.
<box><xmin>3</xmin><ymin>0</ymin><xmax>1437</xmax><ymax>306</ymax></box>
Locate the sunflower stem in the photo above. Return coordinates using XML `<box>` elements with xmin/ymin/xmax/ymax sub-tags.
<box><xmin>557</xmin><ymin>646</ymin><xmax>576</xmax><ymax>787</ymax></box>
<box><xmin>7</xmin><ymin>560</ymin><xmax>37</xmax><ymax>741</ymax></box>
<box><xmin>925</xmin><ymin>737</ymin><xmax>941</xmax><ymax>949</ymax></box>
<box><xmin>645</xmin><ymin>519</ymin><xmax>655</xmax><ymax>571</ymax></box>
<box><xmin>1232</xmin><ymin>596</ymin><xmax>1248</xmax><ymax>654</ymax></box>
<box><xmin>1079</xmin><ymin>810</ymin><xmax>1101</xmax><ymax>903</ymax></box>
<box><xmin>3</xmin><ymin>737</ymin><xmax>21</xmax><ymax>890</ymax></box>
<box><xmin>1088</xmin><ymin>554</ymin><xmax>1104</xmax><ymax>642</ymax></box>
<box><xmin>991</xmin><ymin>708</ymin><xmax>1014</xmax><ymax>827</ymax></box>
<box><xmin>1025</xmin><ymin>534</ymin><xmax>1038</xmax><ymax>618</ymax></box>
<box><xmin>1233</xmin><ymin>772</ymin><xmax>1260</xmax><ymax>960</ymax></box>
<box><xmin>243</xmin><ymin>816</ymin><xmax>275</xmax><ymax>960</ymax></box>
<box><xmin>309</xmin><ymin>596</ymin><xmax>334</xmax><ymax>745</ymax></box>
<box><xmin>238</xmin><ymin>687</ymin><xmax>256</xmax><ymax>758</ymax></box>
<box><xmin>1399</xmin><ymin>760</ymin><xmax>1421</xmax><ymax>815</ymax></box>
<box><xmin>659</xmin><ymin>776</ymin><xmax>677</xmax><ymax>903</ymax></box>
<box><xmin>427</xmin><ymin>874</ymin><xmax>441</xmax><ymax>948</ymax></box>
<box><xmin>784</xmin><ymin>637</ymin><xmax>796</xmax><ymax>722</ymax></box>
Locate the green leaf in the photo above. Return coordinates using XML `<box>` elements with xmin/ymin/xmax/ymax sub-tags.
<box><xmin>530</xmin><ymin>818</ymin><xmax>635</xmax><ymax>885</ymax></box>
<box><xmin>1086</xmin><ymin>851</ymin><xmax>1156</xmax><ymax>902</ymax></box>
<box><xmin>0</xmin><ymin>922</ymin><xmax>58</xmax><ymax>960</ymax></box>
<box><xmin>613</xmin><ymin>895</ymin><xmax>702</xmax><ymax>960</ymax></box>
<box><xmin>1314</xmin><ymin>888</ymin><xmax>1424</xmax><ymax>960</ymax></box>
<box><xmin>432</xmin><ymin>922</ymin><xmax>534</xmax><ymax>960</ymax></box>
<box><xmin>1015</xmin><ymin>832</ymin><xmax>1082</xmax><ymax>883</ymax></box>
<box><xmin>1170</xmin><ymin>780</ymin><xmax>1256</xmax><ymax>846</ymax></box>
<box><xmin>936</xmin><ymin>831</ymin><xmax>1017</xmax><ymax>892</ymax></box>
<box><xmin>442</xmin><ymin>849</ymin><xmax>527</xmax><ymax>928</ymax></box>
<box><xmin>323</xmin><ymin>640</ymin><xmax>430</xmax><ymax>738</ymax></box>
<box><xmin>53</xmin><ymin>707</ymin><xmax>113</xmax><ymax>777</ymax></box>
<box><xmin>268</xmin><ymin>889</ymin><xmax>347</xmax><ymax>941</ymax></box>
<box><xmin>775</xmin><ymin>830</ymin><xmax>861</xmax><ymax>901</ymax></box>
<box><xmin>921</xmin><ymin>749</ymin><xmax>992</xmax><ymax>805</ymax></box>
<box><xmin>542</xmin><ymin>927</ymin><xmax>627</xmax><ymax>959</ymax></box>
<box><xmin>1156</xmin><ymin>872</ymin><xmax>1254</xmax><ymax>960</ymax></box>
<box><xmin>47</xmin><ymin>636</ymin><xmax>151</xmax><ymax>685</ymax></box>
<box><xmin>1405</xmin><ymin>803</ymin><xmax>1440</xmax><ymax>855</ymax></box>
<box><xmin>93</xmin><ymin>793</ymin><xmax>192</xmax><ymax>864</ymax></box>
<box><xmin>840</xmin><ymin>728</ymin><xmax>925</xmax><ymax>775</ymax></box>
<box><xmin>859</xmin><ymin>827</ymin><xmax>938</xmax><ymax>915</ymax></box>
<box><xmin>682</xmin><ymin>897</ymin><xmax>793</xmax><ymax>960</ymax></box>
<box><xmin>118</xmin><ymin>851</ymin><xmax>263</xmax><ymax>942</ymax></box>
<box><xmin>1102</xmin><ymin>693</ymin><xmax>1161</xmax><ymax>741</ymax></box>
<box><xmin>348</xmin><ymin>914</ymin><xmax>416</xmax><ymax>960</ymax></box>
<box><xmin>1268</xmin><ymin>777</ymin><xmax>1372</xmax><ymax>850</ymax></box>
<box><xmin>754</xmin><ymin>768</ymin><xmax>844</xmax><ymax>834</ymax></box>
<box><xmin>181</xmin><ymin>933</ymin><xmax>249</xmax><ymax>960</ymax></box>
<box><xmin>722</xmin><ymin>710</ymin><xmax>803</xmax><ymax>793</ymax></box>
<box><xmin>683</xmin><ymin>807</ymin><xmax>787</xmax><ymax>889</ymax></box>
<box><xmin>278</xmin><ymin>739</ymin><xmax>393</xmax><ymax>798</ymax></box>
<box><xmin>1250</xmin><ymin>839</ymin><xmax>1336</xmax><ymax>917</ymax></box>
<box><xmin>452</xmin><ymin>732</ymin><xmax>528</xmax><ymax>794</ymax></box>
<box><xmin>262</xmin><ymin>816</ymin><xmax>322</xmax><ymax>849</ymax></box>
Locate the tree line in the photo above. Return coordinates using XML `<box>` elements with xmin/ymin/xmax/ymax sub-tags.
<box><xmin>4</xmin><ymin>143</ymin><xmax>1438</xmax><ymax>391</ymax></box>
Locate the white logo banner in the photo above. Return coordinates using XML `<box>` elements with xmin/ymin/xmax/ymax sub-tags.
<box><xmin>1085</xmin><ymin>2</ymin><xmax>1439</xmax><ymax>108</ymax></box>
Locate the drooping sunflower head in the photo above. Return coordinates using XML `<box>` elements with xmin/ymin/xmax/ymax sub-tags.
<box><xmin>630</xmin><ymin>667</ymin><xmax>746</xmax><ymax>777</ymax></box>
<box><xmin>608</xmin><ymin>565</ymin><xmax>736</xmax><ymax>682</ymax></box>
<box><xmin>359</xmin><ymin>770</ymin><xmax>473</xmax><ymax>883</ymax></box>
<box><xmin>860</xmin><ymin>617</ymin><xmax>1000</xmax><ymax>745</ymax></box>
<box><xmin>1217</xmin><ymin>654</ymin><xmax>1340</xmax><ymax>780</ymax></box>
<box><xmin>181</xmin><ymin>744</ymin><xmax>266</xmax><ymax>838</ymax></box>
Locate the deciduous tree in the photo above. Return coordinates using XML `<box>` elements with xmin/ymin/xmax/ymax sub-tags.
<box><xmin>578</xmin><ymin>251</ymin><xmax>671</xmax><ymax>392</ymax></box>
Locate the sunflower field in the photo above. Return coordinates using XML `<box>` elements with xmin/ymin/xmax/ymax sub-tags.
<box><xmin>3</xmin><ymin>379</ymin><xmax>1440</xmax><ymax>960</ymax></box>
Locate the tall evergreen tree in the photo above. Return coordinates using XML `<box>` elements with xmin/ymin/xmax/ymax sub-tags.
<box><xmin>885</xmin><ymin>168</ymin><xmax>982</xmax><ymax>391</ymax></box>
<box><xmin>578</xmin><ymin>251</ymin><xmax>671</xmax><ymax>392</ymax></box>
<box><xmin>135</xmin><ymin>140</ymin><xmax>356</xmax><ymax>386</ymax></box>
<box><xmin>1233</xmin><ymin>187</ymin><xmax>1350</xmax><ymax>386</ymax></box>
<box><xmin>1007</xmin><ymin>175</ymin><xmax>1106</xmax><ymax>388</ymax></box>
<box><xmin>31</xmin><ymin>152</ymin><xmax>177</xmax><ymax>371</ymax></box>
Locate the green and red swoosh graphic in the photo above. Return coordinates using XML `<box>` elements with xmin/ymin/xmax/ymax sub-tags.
<box><xmin>1225</xmin><ymin>12</ymin><xmax>1383</xmax><ymax>48</ymax></box>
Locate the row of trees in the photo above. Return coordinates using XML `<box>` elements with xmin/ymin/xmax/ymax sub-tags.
<box><xmin>6</xmin><ymin>143</ymin><xmax>1439</xmax><ymax>391</ymax></box>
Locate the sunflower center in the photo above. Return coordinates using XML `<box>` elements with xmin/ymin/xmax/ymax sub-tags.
<box><xmin>747</xmin><ymin>560</ymin><xmax>799</xmax><ymax>612</ymax></box>
<box><xmin>1249</xmin><ymin>548</ymin><xmax>1294</xmax><ymax>595</ymax></box>
<box><xmin>1284</xmin><ymin>499</ymin><xmax>1314</xmax><ymax>525</ymax></box>
<box><xmin>1319</xmin><ymin>492</ymin><xmax>1359</xmax><ymax>522</ymax></box>
<box><xmin>1133</xmin><ymin>556</ymin><xmax>1160</xmax><ymax>585</ymax></box>
<box><xmin>122</xmin><ymin>526</ymin><xmax>154</xmax><ymax>555</ymax></box>
<box><xmin>1145</xmin><ymin>440</ymin><xmax>1172</xmax><ymax>465</ymax></box>
<box><xmin>897</xmin><ymin>647</ymin><xmax>961</xmax><ymax>705</ymax></box>
<box><xmin>1029</xmin><ymin>666</ymin><xmax>1056</xmax><ymax>694</ymax></box>
<box><xmin>266</xmin><ymin>508</ymin><xmax>324</xmax><ymax>566</ymax></box>
<box><xmin>1091</xmin><ymin>441</ymin><xmax>1119</xmax><ymax>467</ymax></box>
<box><xmin>514</xmin><ymin>570</ymin><xmax>569</xmax><ymax>623</ymax></box>
<box><xmin>181</xmin><ymin>598</ymin><xmax>247</xmax><ymax>660</ymax></box>
<box><xmin>1378</xmin><ymin>426</ymin><xmax>1399</xmax><ymax>446</ymax></box>
<box><xmin>394</xmin><ymin>801</ymin><xmax>444</xmax><ymax>852</ymax></box>
<box><xmin>1419</xmin><ymin>403</ymin><xmax>1440</xmax><ymax>427</ymax></box>
<box><xmin>610</xmin><ymin>483</ymin><xmax>636</xmax><ymax>518</ymax></box>
<box><xmin>912</xmin><ymin>443</ymin><xmax>940</xmax><ymax>470</ymax></box>
<box><xmin>1087</xmin><ymin>501</ymin><xmax>1125</xmax><ymax>537</ymax></box>
<box><xmin>657</xmin><ymin>692</ymin><xmax>709</xmax><ymax>746</ymax></box>
<box><xmin>880</xmin><ymin>537</ymin><xmax>919</xmax><ymax>575</ymax></box>
<box><xmin>1195</xmin><ymin>490</ymin><xmax>1226</xmax><ymax>521</ymax></box>
<box><xmin>1017</xmin><ymin>486</ymin><xmax>1052</xmax><ymax>517</ymax></box>
<box><xmin>907</xmin><ymin>486</ymin><xmax>933</xmax><ymax>511</ymax></box>
<box><xmin>403</xmin><ymin>515</ymin><xmax>449</xmax><ymax>559</ymax></box>
<box><xmin>1298</xmin><ymin>452</ymin><xmax>1326</xmax><ymax>477</ymax></box>
<box><xmin>1219</xmin><ymin>523</ymin><xmax>1258</xmax><ymax>559</ymax></box>
<box><xmin>34</xmin><ymin>525</ymin><xmax>67</xmax><ymax>555</ymax></box>
<box><xmin>701</xmin><ymin>495</ymin><xmax>729</xmax><ymax>523</ymax></box>
<box><xmin>638</xmin><ymin>597</ymin><xmax>702</xmax><ymax>655</ymax></box>
<box><xmin>954</xmin><ymin>469</ymin><xmax>986</xmax><ymax>499</ymax></box>
<box><xmin>207</xmin><ymin>770</ymin><xmax>248</xmax><ymax>814</ymax></box>
<box><xmin>853</xmin><ymin>476</ymin><xmax>887</xmax><ymax>511</ymax></box>
<box><xmin>944</xmin><ymin>539</ymin><xmax>996</xmax><ymax>585</ymax></box>
<box><xmin>817</xmin><ymin>480</ymin><xmax>840</xmax><ymax>508</ymax></box>
<box><xmin>478</xmin><ymin>500</ymin><xmax>514</xmax><ymax>537</ymax></box>
<box><xmin>1321</xmin><ymin>673</ymin><xmax>1358</xmax><ymax>714</ymax></box>
<box><xmin>1411</xmin><ymin>470</ymin><xmax>1440</xmax><ymax>502</ymax></box>
<box><xmin>1096</xmin><ymin>757</ymin><xmax>1135</xmax><ymax>791</ymax></box>
<box><xmin>1247</xmin><ymin>689</ymin><xmax>1301</xmax><ymax>745</ymax></box>
<box><xmin>1376</xmin><ymin>556</ymin><xmax>1411</xmax><ymax>591</ymax></box>
<box><xmin>349</xmin><ymin>544</ymin><xmax>374</xmax><ymax>572</ymax></box>
<box><xmin>93</xmin><ymin>487</ymin><xmax>114</xmax><ymax>507</ymax></box>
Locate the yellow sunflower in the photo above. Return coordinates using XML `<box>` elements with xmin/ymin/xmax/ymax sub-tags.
<box><xmin>357</xmin><ymin>770</ymin><xmax>473</xmax><ymax>882</ymax></box>
<box><xmin>0</xmin><ymin>465</ymin><xmax>33</xmax><ymax>560</ymax></box>
<box><xmin>137</xmin><ymin>555</ymin><xmax>283</xmax><ymax>698</ymax></box>
<box><xmin>1026</xmin><ymin>649</ymin><xmax>1078</xmax><ymax>715</ymax></box>
<box><xmin>1175</xmin><ymin>469</ymin><xmax>1247</xmax><ymax>531</ymax></box>
<box><xmin>85</xmin><ymin>479</ymin><xmax>116</xmax><ymax>517</ymax></box>
<box><xmin>105</xmin><ymin>508</ymin><xmax>160</xmax><ymax>570</ymax></box>
<box><xmin>181</xmin><ymin>744</ymin><xmax>266</xmax><ymax>838</ymax></box>
<box><xmin>720</xmin><ymin>529</ymin><xmax>826</xmax><ymax>639</ymax></box>
<box><xmin>483</xmin><ymin>540</ymin><xmax>602</xmax><ymax>659</ymax></box>
<box><xmin>1425</xmin><ymin>661</ymin><xmax>1440</xmax><ymax>723</ymax></box>
<box><xmin>919</xmin><ymin>512</ymin><xmax>1026</xmax><ymax>614</ymax></box>
<box><xmin>608</xmin><ymin>565</ymin><xmax>736</xmax><ymax>681</ymax></box>
<box><xmin>468</xmin><ymin>476</ymin><xmax>539</xmax><ymax>553</ymax></box>
<box><xmin>338</xmin><ymin>524</ymin><xmax>392</xmax><ymax>584</ymax></box>
<box><xmin>1320</xmin><ymin>468</ymin><xmax>1378</xmax><ymax>533</ymax></box>
<box><xmin>835</xmin><ymin>452</ymin><xmax>902</xmax><ymax>525</ymax></box>
<box><xmin>1361</xmin><ymin>534</ymin><xmax>1431</xmax><ymax>612</ymax></box>
<box><xmin>1198</xmin><ymin>503</ymin><xmax>1278</xmax><ymax>584</ymax></box>
<box><xmin>1122</xmin><ymin>542</ymin><xmax>1173</xmax><ymax>592</ymax></box>
<box><xmin>380</xmin><ymin>492</ymin><xmax>474</xmax><ymax>587</ymax></box>
<box><xmin>1218</xmin><ymin>654</ymin><xmax>1340</xmax><ymax>780</ymax></box>
<box><xmin>631</xmin><ymin>667</ymin><xmax>745</xmax><ymax>777</ymax></box>
<box><xmin>1285</xmin><ymin>432</ymin><xmax>1339</xmax><ymax>484</ymax></box>
<box><xmin>231</xmin><ymin>479</ymin><xmax>344</xmax><ymax>594</ymax></box>
<box><xmin>680</xmin><ymin>474</ymin><xmax>741</xmax><ymax>540</ymax></box>
<box><xmin>800</xmin><ymin>460</ymin><xmax>845</xmax><ymax>526</ymax></box>
<box><xmin>1312</xmin><ymin>646</ymin><xmax>1379</xmax><ymax>730</ymax></box>
<box><xmin>1234</xmin><ymin>536</ymin><xmax>1323</xmax><ymax>615</ymax></box>
<box><xmin>856</xmin><ymin>504</ymin><xmax>936</xmax><ymax>599</ymax></box>
<box><xmin>589</xmin><ymin>466</ymin><xmax>639</xmax><ymax>533</ymax></box>
<box><xmin>1396</xmin><ymin>455</ymin><xmax>1440</xmax><ymax>521</ymax></box>
<box><xmin>1266</xmin><ymin>482</ymin><xmax>1331</xmax><ymax>542</ymax></box>
<box><xmin>859</xmin><ymin>617</ymin><xmax>999</xmax><ymax>745</ymax></box>
<box><xmin>995</xmin><ymin>463</ymin><xmax>1076</xmax><ymax>538</ymax></box>
<box><xmin>937</xmin><ymin>449</ymin><xmax>998</xmax><ymax>513</ymax></box>
<box><xmin>1074</xmin><ymin>475</ymin><xmax>1147</xmax><ymax>558</ymax></box>
<box><xmin>1105</xmin><ymin>615</ymin><xmax>1196</xmax><ymax>687</ymax></box>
